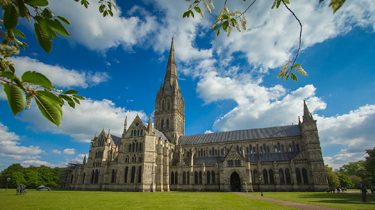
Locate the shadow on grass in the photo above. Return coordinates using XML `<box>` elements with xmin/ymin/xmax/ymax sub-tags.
<box><xmin>297</xmin><ymin>192</ymin><xmax>375</xmax><ymax>205</ymax></box>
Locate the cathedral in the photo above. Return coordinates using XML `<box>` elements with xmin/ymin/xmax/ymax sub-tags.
<box><xmin>66</xmin><ymin>39</ymin><xmax>328</xmax><ymax>192</ymax></box>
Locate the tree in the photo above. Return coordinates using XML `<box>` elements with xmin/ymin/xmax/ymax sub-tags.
<box><xmin>338</xmin><ymin>160</ymin><xmax>367</xmax><ymax>178</ymax></box>
<box><xmin>183</xmin><ymin>0</ymin><xmax>346</xmax><ymax>81</ymax></box>
<box><xmin>364</xmin><ymin>147</ymin><xmax>375</xmax><ymax>181</ymax></box>
<box><xmin>337</xmin><ymin>172</ymin><xmax>353</xmax><ymax>188</ymax></box>
<box><xmin>326</xmin><ymin>165</ymin><xmax>339</xmax><ymax>189</ymax></box>
<box><xmin>0</xmin><ymin>0</ymin><xmax>114</xmax><ymax>126</ymax></box>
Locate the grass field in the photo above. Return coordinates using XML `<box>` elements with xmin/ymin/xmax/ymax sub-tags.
<box><xmin>248</xmin><ymin>190</ymin><xmax>375</xmax><ymax>210</ymax></box>
<box><xmin>0</xmin><ymin>190</ymin><xmax>291</xmax><ymax>210</ymax></box>
<box><xmin>0</xmin><ymin>189</ymin><xmax>374</xmax><ymax>210</ymax></box>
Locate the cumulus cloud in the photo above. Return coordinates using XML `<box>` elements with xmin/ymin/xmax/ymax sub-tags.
<box><xmin>21</xmin><ymin>159</ymin><xmax>54</xmax><ymax>168</ymax></box>
<box><xmin>213</xmin><ymin>0</ymin><xmax>375</xmax><ymax>70</ymax></box>
<box><xmin>63</xmin><ymin>148</ymin><xmax>76</xmax><ymax>155</ymax></box>
<box><xmin>20</xmin><ymin>98</ymin><xmax>146</xmax><ymax>142</ymax></box>
<box><xmin>52</xmin><ymin>149</ymin><xmax>62</xmax><ymax>155</ymax></box>
<box><xmin>0</xmin><ymin>122</ymin><xmax>43</xmax><ymax>160</ymax></box>
<box><xmin>150</xmin><ymin>0</ymin><xmax>212</xmax><ymax>62</ymax></box>
<box><xmin>49</xmin><ymin>1</ymin><xmax>157</xmax><ymax>51</ymax></box>
<box><xmin>12</xmin><ymin>56</ymin><xmax>109</xmax><ymax>88</ymax></box>
<box><xmin>317</xmin><ymin>105</ymin><xmax>375</xmax><ymax>168</ymax></box>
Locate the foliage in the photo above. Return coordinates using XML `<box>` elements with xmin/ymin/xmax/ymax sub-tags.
<box><xmin>0</xmin><ymin>164</ymin><xmax>63</xmax><ymax>188</ymax></box>
<box><xmin>325</xmin><ymin>165</ymin><xmax>339</xmax><ymax>189</ymax></box>
<box><xmin>349</xmin><ymin>175</ymin><xmax>362</xmax><ymax>189</ymax></box>
<box><xmin>0</xmin><ymin>0</ymin><xmax>114</xmax><ymax>126</ymax></box>
<box><xmin>183</xmin><ymin>0</ymin><xmax>346</xmax><ymax>81</ymax></box>
<box><xmin>337</xmin><ymin>172</ymin><xmax>353</xmax><ymax>188</ymax></box>
<box><xmin>338</xmin><ymin>160</ymin><xmax>367</xmax><ymax>178</ymax></box>
<box><xmin>364</xmin><ymin>147</ymin><xmax>375</xmax><ymax>181</ymax></box>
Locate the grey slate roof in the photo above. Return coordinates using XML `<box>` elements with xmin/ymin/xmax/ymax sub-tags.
<box><xmin>155</xmin><ymin>129</ymin><xmax>168</xmax><ymax>141</ymax></box>
<box><xmin>111</xmin><ymin>135</ymin><xmax>122</xmax><ymax>146</ymax></box>
<box><xmin>180</xmin><ymin>125</ymin><xmax>301</xmax><ymax>145</ymax></box>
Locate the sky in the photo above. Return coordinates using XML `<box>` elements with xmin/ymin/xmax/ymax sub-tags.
<box><xmin>0</xmin><ymin>0</ymin><xmax>375</xmax><ymax>170</ymax></box>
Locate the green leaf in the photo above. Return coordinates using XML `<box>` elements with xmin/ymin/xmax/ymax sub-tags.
<box><xmin>194</xmin><ymin>6</ymin><xmax>203</xmax><ymax>17</ymax></box>
<box><xmin>99</xmin><ymin>4</ymin><xmax>106</xmax><ymax>13</ymax></box>
<box><xmin>291</xmin><ymin>63</ymin><xmax>301</xmax><ymax>70</ymax></box>
<box><xmin>25</xmin><ymin>0</ymin><xmax>48</xmax><ymax>7</ymax></box>
<box><xmin>21</xmin><ymin>71</ymin><xmax>53</xmax><ymax>89</ymax></box>
<box><xmin>57</xmin><ymin>16</ymin><xmax>70</xmax><ymax>25</ymax></box>
<box><xmin>34</xmin><ymin>23</ymin><xmax>52</xmax><ymax>53</ymax></box>
<box><xmin>4</xmin><ymin>4</ymin><xmax>19</xmax><ymax>30</ymax></box>
<box><xmin>59</xmin><ymin>95</ymin><xmax>75</xmax><ymax>108</ymax></box>
<box><xmin>63</xmin><ymin>90</ymin><xmax>78</xmax><ymax>95</ymax></box>
<box><xmin>330</xmin><ymin>0</ymin><xmax>346</xmax><ymax>13</ymax></box>
<box><xmin>48</xmin><ymin>19</ymin><xmax>69</xmax><ymax>37</ymax></box>
<box><xmin>222</xmin><ymin>21</ymin><xmax>229</xmax><ymax>32</ymax></box>
<box><xmin>73</xmin><ymin>95</ymin><xmax>84</xmax><ymax>100</ymax></box>
<box><xmin>3</xmin><ymin>84</ymin><xmax>25</xmax><ymax>115</ymax></box>
<box><xmin>34</xmin><ymin>91</ymin><xmax>63</xmax><ymax>126</ymax></box>
<box><xmin>290</xmin><ymin>72</ymin><xmax>298</xmax><ymax>81</ymax></box>
<box><xmin>12</xmin><ymin>29</ymin><xmax>26</xmax><ymax>39</ymax></box>
<box><xmin>183</xmin><ymin>11</ymin><xmax>190</xmax><ymax>18</ymax></box>
<box><xmin>41</xmin><ymin>8</ymin><xmax>53</xmax><ymax>19</ymax></box>
<box><xmin>36</xmin><ymin>90</ymin><xmax>64</xmax><ymax>106</ymax></box>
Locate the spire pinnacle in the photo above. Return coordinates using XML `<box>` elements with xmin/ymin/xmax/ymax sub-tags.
<box><xmin>122</xmin><ymin>116</ymin><xmax>128</xmax><ymax>138</ymax></box>
<box><xmin>147</xmin><ymin>115</ymin><xmax>153</xmax><ymax>133</ymax></box>
<box><xmin>303</xmin><ymin>100</ymin><xmax>314</xmax><ymax>121</ymax></box>
<box><xmin>163</xmin><ymin>38</ymin><xmax>179</xmax><ymax>88</ymax></box>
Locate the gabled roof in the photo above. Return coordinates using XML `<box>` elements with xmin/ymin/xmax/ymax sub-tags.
<box><xmin>179</xmin><ymin>125</ymin><xmax>301</xmax><ymax>145</ymax></box>
<box><xmin>155</xmin><ymin>129</ymin><xmax>168</xmax><ymax>141</ymax></box>
<box><xmin>111</xmin><ymin>135</ymin><xmax>122</xmax><ymax>146</ymax></box>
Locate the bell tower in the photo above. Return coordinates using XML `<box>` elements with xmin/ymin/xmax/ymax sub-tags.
<box><xmin>154</xmin><ymin>38</ymin><xmax>185</xmax><ymax>144</ymax></box>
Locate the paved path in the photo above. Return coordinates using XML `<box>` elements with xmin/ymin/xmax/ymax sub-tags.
<box><xmin>234</xmin><ymin>192</ymin><xmax>336</xmax><ymax>210</ymax></box>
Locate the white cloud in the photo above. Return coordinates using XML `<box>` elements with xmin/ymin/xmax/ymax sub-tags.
<box><xmin>317</xmin><ymin>105</ymin><xmax>375</xmax><ymax>168</ymax></box>
<box><xmin>63</xmin><ymin>148</ymin><xmax>76</xmax><ymax>155</ymax></box>
<box><xmin>49</xmin><ymin>1</ymin><xmax>157</xmax><ymax>51</ymax></box>
<box><xmin>12</xmin><ymin>56</ymin><xmax>109</xmax><ymax>88</ymax></box>
<box><xmin>149</xmin><ymin>0</ymin><xmax>213</xmax><ymax>62</ymax></box>
<box><xmin>0</xmin><ymin>122</ymin><xmax>43</xmax><ymax>160</ymax></box>
<box><xmin>21</xmin><ymin>159</ymin><xmax>54</xmax><ymax>168</ymax></box>
<box><xmin>210</xmin><ymin>0</ymin><xmax>375</xmax><ymax>70</ymax></box>
<box><xmin>52</xmin><ymin>149</ymin><xmax>62</xmax><ymax>155</ymax></box>
<box><xmin>21</xmin><ymin>98</ymin><xmax>146</xmax><ymax>142</ymax></box>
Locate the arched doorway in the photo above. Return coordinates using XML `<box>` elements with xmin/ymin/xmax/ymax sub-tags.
<box><xmin>230</xmin><ymin>172</ymin><xmax>241</xmax><ymax>192</ymax></box>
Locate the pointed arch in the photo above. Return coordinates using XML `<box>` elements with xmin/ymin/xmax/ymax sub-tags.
<box><xmin>279</xmin><ymin>169</ymin><xmax>285</xmax><ymax>184</ymax></box>
<box><xmin>263</xmin><ymin>169</ymin><xmax>269</xmax><ymax>184</ymax></box>
<box><xmin>296</xmin><ymin>168</ymin><xmax>302</xmax><ymax>184</ymax></box>
<box><xmin>207</xmin><ymin>171</ymin><xmax>211</xmax><ymax>184</ymax></box>
<box><xmin>302</xmin><ymin>168</ymin><xmax>309</xmax><ymax>184</ymax></box>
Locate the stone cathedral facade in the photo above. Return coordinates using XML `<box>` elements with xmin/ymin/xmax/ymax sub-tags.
<box><xmin>66</xmin><ymin>39</ymin><xmax>328</xmax><ymax>192</ymax></box>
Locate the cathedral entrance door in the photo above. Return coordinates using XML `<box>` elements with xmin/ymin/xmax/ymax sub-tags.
<box><xmin>230</xmin><ymin>172</ymin><xmax>241</xmax><ymax>192</ymax></box>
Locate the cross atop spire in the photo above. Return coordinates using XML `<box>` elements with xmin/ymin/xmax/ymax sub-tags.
<box><xmin>163</xmin><ymin>38</ymin><xmax>179</xmax><ymax>88</ymax></box>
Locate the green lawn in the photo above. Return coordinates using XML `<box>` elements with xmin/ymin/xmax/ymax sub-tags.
<box><xmin>247</xmin><ymin>190</ymin><xmax>375</xmax><ymax>210</ymax></box>
<box><xmin>0</xmin><ymin>190</ymin><xmax>292</xmax><ymax>210</ymax></box>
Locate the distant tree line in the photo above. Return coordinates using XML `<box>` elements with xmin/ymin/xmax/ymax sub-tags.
<box><xmin>326</xmin><ymin>147</ymin><xmax>375</xmax><ymax>189</ymax></box>
<box><xmin>0</xmin><ymin>164</ymin><xmax>67</xmax><ymax>189</ymax></box>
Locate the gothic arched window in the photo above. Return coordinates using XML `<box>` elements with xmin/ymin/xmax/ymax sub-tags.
<box><xmin>302</xmin><ymin>168</ymin><xmax>309</xmax><ymax>184</ymax></box>
<box><xmin>171</xmin><ymin>172</ymin><xmax>175</xmax><ymax>185</ymax></box>
<box><xmin>212</xmin><ymin>171</ymin><xmax>216</xmax><ymax>184</ymax></box>
<box><xmin>183</xmin><ymin>171</ymin><xmax>186</xmax><ymax>184</ymax></box>
<box><xmin>138</xmin><ymin>166</ymin><xmax>142</xmax><ymax>183</ymax></box>
<box><xmin>296</xmin><ymin>168</ymin><xmax>302</xmax><ymax>184</ymax></box>
<box><xmin>130</xmin><ymin>166</ymin><xmax>136</xmax><ymax>183</ymax></box>
<box><xmin>279</xmin><ymin>169</ymin><xmax>285</xmax><ymax>184</ymax></box>
<box><xmin>124</xmin><ymin>167</ymin><xmax>128</xmax><ymax>183</ymax></box>
<box><xmin>285</xmin><ymin>168</ymin><xmax>291</xmax><ymax>184</ymax></box>
<box><xmin>263</xmin><ymin>169</ymin><xmax>269</xmax><ymax>184</ymax></box>
<box><xmin>82</xmin><ymin>173</ymin><xmax>86</xmax><ymax>184</ymax></box>
<box><xmin>199</xmin><ymin>171</ymin><xmax>202</xmax><ymax>185</ymax></box>
<box><xmin>194</xmin><ymin>171</ymin><xmax>198</xmax><ymax>185</ymax></box>
<box><xmin>207</xmin><ymin>171</ymin><xmax>211</xmax><ymax>185</ymax></box>
<box><xmin>269</xmin><ymin>169</ymin><xmax>274</xmax><ymax>184</ymax></box>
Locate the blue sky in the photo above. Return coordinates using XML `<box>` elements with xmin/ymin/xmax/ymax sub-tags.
<box><xmin>1</xmin><ymin>0</ymin><xmax>375</xmax><ymax>170</ymax></box>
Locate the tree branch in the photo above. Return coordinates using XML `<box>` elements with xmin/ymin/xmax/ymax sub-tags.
<box><xmin>281</xmin><ymin>0</ymin><xmax>302</xmax><ymax>66</ymax></box>
<box><xmin>237</xmin><ymin>0</ymin><xmax>258</xmax><ymax>18</ymax></box>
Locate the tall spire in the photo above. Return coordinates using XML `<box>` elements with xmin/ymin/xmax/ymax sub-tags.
<box><xmin>303</xmin><ymin>100</ymin><xmax>314</xmax><ymax>121</ymax></box>
<box><xmin>163</xmin><ymin>37</ymin><xmax>178</xmax><ymax>88</ymax></box>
